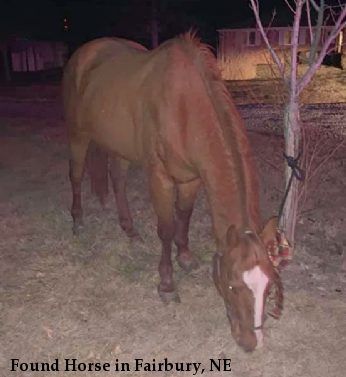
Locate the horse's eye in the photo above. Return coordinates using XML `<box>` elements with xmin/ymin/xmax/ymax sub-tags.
<box><xmin>229</xmin><ymin>285</ymin><xmax>238</xmax><ymax>293</ymax></box>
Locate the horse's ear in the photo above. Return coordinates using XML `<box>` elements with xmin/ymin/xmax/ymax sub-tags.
<box><xmin>226</xmin><ymin>225</ymin><xmax>239</xmax><ymax>249</ymax></box>
<box><xmin>260</xmin><ymin>217</ymin><xmax>278</xmax><ymax>247</ymax></box>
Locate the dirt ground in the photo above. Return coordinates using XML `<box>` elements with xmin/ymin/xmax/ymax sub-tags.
<box><xmin>0</xmin><ymin>101</ymin><xmax>346</xmax><ymax>377</ymax></box>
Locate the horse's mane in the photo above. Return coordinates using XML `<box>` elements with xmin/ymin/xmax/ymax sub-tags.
<box><xmin>177</xmin><ymin>30</ymin><xmax>224</xmax><ymax>91</ymax></box>
<box><xmin>175</xmin><ymin>30</ymin><xmax>245</xmax><ymax>138</ymax></box>
<box><xmin>175</xmin><ymin>31</ymin><xmax>261</xmax><ymax>234</ymax></box>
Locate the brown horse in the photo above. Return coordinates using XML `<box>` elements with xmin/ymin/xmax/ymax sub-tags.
<box><xmin>62</xmin><ymin>32</ymin><xmax>283</xmax><ymax>352</ymax></box>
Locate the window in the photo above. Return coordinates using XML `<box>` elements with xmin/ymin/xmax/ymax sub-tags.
<box><xmin>337</xmin><ymin>31</ymin><xmax>343</xmax><ymax>53</ymax></box>
<box><xmin>247</xmin><ymin>31</ymin><xmax>260</xmax><ymax>46</ymax></box>
<box><xmin>284</xmin><ymin>30</ymin><xmax>292</xmax><ymax>45</ymax></box>
<box><xmin>279</xmin><ymin>30</ymin><xmax>292</xmax><ymax>45</ymax></box>
<box><xmin>278</xmin><ymin>29</ymin><xmax>306</xmax><ymax>46</ymax></box>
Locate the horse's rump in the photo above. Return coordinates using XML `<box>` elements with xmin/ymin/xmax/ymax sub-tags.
<box><xmin>63</xmin><ymin>38</ymin><xmax>149</xmax><ymax>201</ymax></box>
<box><xmin>63</xmin><ymin>37</ymin><xmax>147</xmax><ymax>98</ymax></box>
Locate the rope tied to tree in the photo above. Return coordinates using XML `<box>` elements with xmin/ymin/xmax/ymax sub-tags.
<box><xmin>265</xmin><ymin>152</ymin><xmax>305</xmax><ymax>315</ymax></box>
<box><xmin>277</xmin><ymin>152</ymin><xmax>305</xmax><ymax>224</ymax></box>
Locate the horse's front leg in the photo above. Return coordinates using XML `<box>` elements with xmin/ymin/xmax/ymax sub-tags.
<box><xmin>149</xmin><ymin>164</ymin><xmax>179</xmax><ymax>303</ymax></box>
<box><xmin>175</xmin><ymin>179</ymin><xmax>201</xmax><ymax>271</ymax></box>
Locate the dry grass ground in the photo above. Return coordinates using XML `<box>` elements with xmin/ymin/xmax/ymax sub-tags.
<box><xmin>0</xmin><ymin>105</ymin><xmax>346</xmax><ymax>377</ymax></box>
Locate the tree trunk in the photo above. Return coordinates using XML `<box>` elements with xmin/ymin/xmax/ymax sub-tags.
<box><xmin>280</xmin><ymin>98</ymin><xmax>300</xmax><ymax>246</ymax></box>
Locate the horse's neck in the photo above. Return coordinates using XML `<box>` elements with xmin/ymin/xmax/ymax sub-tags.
<box><xmin>189</xmin><ymin>79</ymin><xmax>262</xmax><ymax>248</ymax></box>
<box><xmin>197</xmin><ymin>124</ymin><xmax>261</xmax><ymax>249</ymax></box>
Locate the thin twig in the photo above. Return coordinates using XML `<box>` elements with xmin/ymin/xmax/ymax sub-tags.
<box><xmin>284</xmin><ymin>0</ymin><xmax>297</xmax><ymax>14</ymax></box>
<box><xmin>249</xmin><ymin>0</ymin><xmax>287</xmax><ymax>81</ymax></box>
<box><xmin>307</xmin><ymin>138</ymin><xmax>345</xmax><ymax>182</ymax></box>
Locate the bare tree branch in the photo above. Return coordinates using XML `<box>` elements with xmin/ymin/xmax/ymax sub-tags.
<box><xmin>329</xmin><ymin>3</ymin><xmax>338</xmax><ymax>24</ymax></box>
<box><xmin>309</xmin><ymin>0</ymin><xmax>321</xmax><ymax>12</ymax></box>
<box><xmin>265</xmin><ymin>8</ymin><xmax>277</xmax><ymax>33</ymax></box>
<box><xmin>298</xmin><ymin>4</ymin><xmax>346</xmax><ymax>94</ymax></box>
<box><xmin>284</xmin><ymin>0</ymin><xmax>297</xmax><ymax>14</ymax></box>
<box><xmin>306</xmin><ymin>0</ymin><xmax>314</xmax><ymax>43</ymax></box>
<box><xmin>249</xmin><ymin>0</ymin><xmax>287</xmax><ymax>80</ymax></box>
<box><xmin>290</xmin><ymin>0</ymin><xmax>305</xmax><ymax>95</ymax></box>
<box><xmin>309</xmin><ymin>0</ymin><xmax>325</xmax><ymax>64</ymax></box>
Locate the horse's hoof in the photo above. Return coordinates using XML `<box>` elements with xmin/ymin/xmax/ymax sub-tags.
<box><xmin>158</xmin><ymin>288</ymin><xmax>181</xmax><ymax>304</ymax></box>
<box><xmin>124</xmin><ymin>227</ymin><xmax>143</xmax><ymax>242</ymax></box>
<box><xmin>129</xmin><ymin>232</ymin><xmax>144</xmax><ymax>244</ymax></box>
<box><xmin>73</xmin><ymin>223</ymin><xmax>84</xmax><ymax>236</ymax></box>
<box><xmin>176</xmin><ymin>255</ymin><xmax>199</xmax><ymax>272</ymax></box>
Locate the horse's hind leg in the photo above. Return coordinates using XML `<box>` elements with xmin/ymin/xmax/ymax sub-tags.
<box><xmin>69</xmin><ymin>137</ymin><xmax>90</xmax><ymax>235</ymax></box>
<box><xmin>175</xmin><ymin>179</ymin><xmax>201</xmax><ymax>271</ymax></box>
<box><xmin>109</xmin><ymin>156</ymin><xmax>140</xmax><ymax>240</ymax></box>
<box><xmin>149</xmin><ymin>164</ymin><xmax>179</xmax><ymax>303</ymax></box>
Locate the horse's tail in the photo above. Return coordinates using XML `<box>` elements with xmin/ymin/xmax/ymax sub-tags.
<box><xmin>86</xmin><ymin>142</ymin><xmax>109</xmax><ymax>207</ymax></box>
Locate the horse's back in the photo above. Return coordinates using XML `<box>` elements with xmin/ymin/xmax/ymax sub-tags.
<box><xmin>63</xmin><ymin>37</ymin><xmax>147</xmax><ymax>95</ymax></box>
<box><xmin>62</xmin><ymin>37</ymin><xmax>147</xmax><ymax>124</ymax></box>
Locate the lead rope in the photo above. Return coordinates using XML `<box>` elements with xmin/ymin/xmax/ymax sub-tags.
<box><xmin>267</xmin><ymin>152</ymin><xmax>305</xmax><ymax>272</ymax></box>
<box><xmin>267</xmin><ymin>152</ymin><xmax>305</xmax><ymax>318</ymax></box>
<box><xmin>277</xmin><ymin>152</ymin><xmax>305</xmax><ymax>224</ymax></box>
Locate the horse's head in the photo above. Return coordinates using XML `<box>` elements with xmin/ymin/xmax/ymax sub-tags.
<box><xmin>212</xmin><ymin>217</ymin><xmax>283</xmax><ymax>352</ymax></box>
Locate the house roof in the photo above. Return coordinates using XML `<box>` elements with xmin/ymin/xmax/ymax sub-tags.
<box><xmin>228</xmin><ymin>13</ymin><xmax>293</xmax><ymax>29</ymax></box>
<box><xmin>218</xmin><ymin>8</ymin><xmax>341</xmax><ymax>31</ymax></box>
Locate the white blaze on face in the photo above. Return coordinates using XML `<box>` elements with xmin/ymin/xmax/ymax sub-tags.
<box><xmin>243</xmin><ymin>266</ymin><xmax>269</xmax><ymax>349</ymax></box>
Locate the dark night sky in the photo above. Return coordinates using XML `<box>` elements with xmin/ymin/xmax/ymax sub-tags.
<box><xmin>0</xmin><ymin>0</ymin><xmax>310</xmax><ymax>47</ymax></box>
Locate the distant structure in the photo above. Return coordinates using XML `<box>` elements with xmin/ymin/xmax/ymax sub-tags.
<box><xmin>217</xmin><ymin>17</ymin><xmax>346</xmax><ymax>80</ymax></box>
<box><xmin>0</xmin><ymin>36</ymin><xmax>68</xmax><ymax>81</ymax></box>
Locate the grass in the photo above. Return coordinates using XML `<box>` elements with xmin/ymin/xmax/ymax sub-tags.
<box><xmin>0</xmin><ymin>110</ymin><xmax>345</xmax><ymax>377</ymax></box>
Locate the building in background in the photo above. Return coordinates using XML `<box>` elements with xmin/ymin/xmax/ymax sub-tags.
<box><xmin>0</xmin><ymin>36</ymin><xmax>68</xmax><ymax>81</ymax></box>
<box><xmin>217</xmin><ymin>19</ymin><xmax>345</xmax><ymax>80</ymax></box>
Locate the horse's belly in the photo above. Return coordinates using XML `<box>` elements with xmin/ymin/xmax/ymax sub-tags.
<box><xmin>90</xmin><ymin>121</ymin><xmax>140</xmax><ymax>162</ymax></box>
